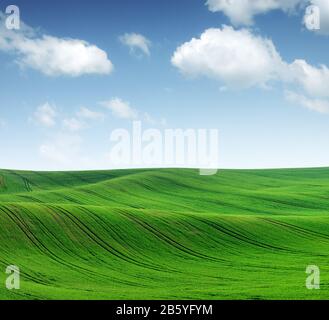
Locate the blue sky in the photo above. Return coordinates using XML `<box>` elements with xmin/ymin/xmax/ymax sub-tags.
<box><xmin>1</xmin><ymin>0</ymin><xmax>329</xmax><ymax>170</ymax></box>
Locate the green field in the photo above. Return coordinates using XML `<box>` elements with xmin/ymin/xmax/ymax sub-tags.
<box><xmin>0</xmin><ymin>167</ymin><xmax>329</xmax><ymax>300</ymax></box>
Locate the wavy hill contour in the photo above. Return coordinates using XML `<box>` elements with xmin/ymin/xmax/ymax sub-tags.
<box><xmin>0</xmin><ymin>168</ymin><xmax>329</xmax><ymax>299</ymax></box>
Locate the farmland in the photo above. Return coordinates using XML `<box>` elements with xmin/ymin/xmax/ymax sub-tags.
<box><xmin>0</xmin><ymin>168</ymin><xmax>329</xmax><ymax>299</ymax></box>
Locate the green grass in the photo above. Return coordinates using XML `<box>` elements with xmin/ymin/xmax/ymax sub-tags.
<box><xmin>1</xmin><ymin>167</ymin><xmax>329</xmax><ymax>299</ymax></box>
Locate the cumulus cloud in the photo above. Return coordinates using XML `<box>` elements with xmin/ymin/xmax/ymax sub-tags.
<box><xmin>30</xmin><ymin>103</ymin><xmax>108</xmax><ymax>169</ymax></box>
<box><xmin>64</xmin><ymin>107</ymin><xmax>105</xmax><ymax>131</ymax></box>
<box><xmin>62</xmin><ymin>117</ymin><xmax>86</xmax><ymax>132</ymax></box>
<box><xmin>143</xmin><ymin>112</ymin><xmax>167</xmax><ymax>126</ymax></box>
<box><xmin>32</xmin><ymin>102</ymin><xmax>57</xmax><ymax>127</ymax></box>
<box><xmin>31</xmin><ymin>103</ymin><xmax>105</xmax><ymax>132</ymax></box>
<box><xmin>206</xmin><ymin>0</ymin><xmax>329</xmax><ymax>35</ymax></box>
<box><xmin>172</xmin><ymin>25</ymin><xmax>329</xmax><ymax>114</ymax></box>
<box><xmin>0</xmin><ymin>13</ymin><xmax>113</xmax><ymax>76</ymax></box>
<box><xmin>206</xmin><ymin>0</ymin><xmax>304</xmax><ymax>26</ymax></box>
<box><xmin>171</xmin><ymin>26</ymin><xmax>286</xmax><ymax>89</ymax></box>
<box><xmin>289</xmin><ymin>59</ymin><xmax>329</xmax><ymax>97</ymax></box>
<box><xmin>77</xmin><ymin>107</ymin><xmax>105</xmax><ymax>121</ymax></box>
<box><xmin>101</xmin><ymin>98</ymin><xmax>166</xmax><ymax>125</ymax></box>
<box><xmin>101</xmin><ymin>98</ymin><xmax>138</xmax><ymax>120</ymax></box>
<box><xmin>285</xmin><ymin>90</ymin><xmax>329</xmax><ymax>113</ymax></box>
<box><xmin>119</xmin><ymin>33</ymin><xmax>151</xmax><ymax>56</ymax></box>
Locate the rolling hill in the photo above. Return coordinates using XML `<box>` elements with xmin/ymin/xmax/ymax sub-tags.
<box><xmin>0</xmin><ymin>167</ymin><xmax>329</xmax><ymax>299</ymax></box>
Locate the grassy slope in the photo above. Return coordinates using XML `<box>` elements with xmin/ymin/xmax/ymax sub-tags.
<box><xmin>0</xmin><ymin>168</ymin><xmax>329</xmax><ymax>299</ymax></box>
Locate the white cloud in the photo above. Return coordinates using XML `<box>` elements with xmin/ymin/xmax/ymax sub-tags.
<box><xmin>77</xmin><ymin>107</ymin><xmax>105</xmax><ymax>121</ymax></box>
<box><xmin>143</xmin><ymin>112</ymin><xmax>167</xmax><ymax>126</ymax></box>
<box><xmin>205</xmin><ymin>1</ymin><xmax>329</xmax><ymax>35</ymax></box>
<box><xmin>39</xmin><ymin>133</ymin><xmax>83</xmax><ymax>165</ymax></box>
<box><xmin>63</xmin><ymin>107</ymin><xmax>105</xmax><ymax>131</ymax></box>
<box><xmin>206</xmin><ymin>0</ymin><xmax>304</xmax><ymax>26</ymax></box>
<box><xmin>38</xmin><ymin>132</ymin><xmax>113</xmax><ymax>170</ymax></box>
<box><xmin>101</xmin><ymin>98</ymin><xmax>166</xmax><ymax>125</ymax></box>
<box><xmin>32</xmin><ymin>104</ymin><xmax>105</xmax><ymax>132</ymax></box>
<box><xmin>119</xmin><ymin>33</ymin><xmax>151</xmax><ymax>56</ymax></box>
<box><xmin>171</xmin><ymin>26</ymin><xmax>286</xmax><ymax>89</ymax></box>
<box><xmin>32</xmin><ymin>102</ymin><xmax>57</xmax><ymax>127</ymax></box>
<box><xmin>172</xmin><ymin>25</ymin><xmax>329</xmax><ymax>114</ymax></box>
<box><xmin>290</xmin><ymin>59</ymin><xmax>329</xmax><ymax>97</ymax></box>
<box><xmin>0</xmin><ymin>13</ymin><xmax>113</xmax><ymax>76</ymax></box>
<box><xmin>101</xmin><ymin>98</ymin><xmax>138</xmax><ymax>120</ymax></box>
<box><xmin>285</xmin><ymin>90</ymin><xmax>329</xmax><ymax>113</ymax></box>
<box><xmin>62</xmin><ymin>117</ymin><xmax>86</xmax><ymax>132</ymax></box>
<box><xmin>305</xmin><ymin>0</ymin><xmax>329</xmax><ymax>35</ymax></box>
